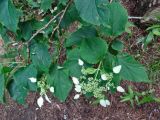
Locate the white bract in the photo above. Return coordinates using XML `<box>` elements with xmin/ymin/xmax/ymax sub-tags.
<box><xmin>117</xmin><ymin>86</ymin><xmax>125</xmax><ymax>93</ymax></box>
<box><xmin>101</xmin><ymin>74</ymin><xmax>108</xmax><ymax>80</ymax></box>
<box><xmin>44</xmin><ymin>94</ymin><xmax>51</xmax><ymax>103</ymax></box>
<box><xmin>54</xmin><ymin>7</ymin><xmax>57</xmax><ymax>11</ymax></box>
<box><xmin>75</xmin><ymin>85</ymin><xmax>81</xmax><ymax>93</ymax></box>
<box><xmin>37</xmin><ymin>96</ymin><xmax>44</xmax><ymax>108</ymax></box>
<box><xmin>100</xmin><ymin>99</ymin><xmax>110</xmax><ymax>107</ymax></box>
<box><xmin>72</xmin><ymin>77</ymin><xmax>79</xmax><ymax>85</ymax></box>
<box><xmin>29</xmin><ymin>77</ymin><xmax>37</xmax><ymax>83</ymax></box>
<box><xmin>113</xmin><ymin>65</ymin><xmax>122</xmax><ymax>74</ymax></box>
<box><xmin>50</xmin><ymin>87</ymin><xmax>54</xmax><ymax>93</ymax></box>
<box><xmin>74</xmin><ymin>94</ymin><xmax>80</xmax><ymax>100</ymax></box>
<box><xmin>78</xmin><ymin>59</ymin><xmax>84</xmax><ymax>66</ymax></box>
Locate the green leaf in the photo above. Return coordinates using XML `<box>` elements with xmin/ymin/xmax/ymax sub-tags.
<box><xmin>144</xmin><ymin>32</ymin><xmax>154</xmax><ymax>47</ymax></box>
<box><xmin>0</xmin><ymin>64</ymin><xmax>5</xmax><ymax>103</ymax></box>
<box><xmin>99</xmin><ymin>2</ymin><xmax>128</xmax><ymax>36</ymax></box>
<box><xmin>84</xmin><ymin>68</ymin><xmax>97</xmax><ymax>74</ymax></box>
<box><xmin>0</xmin><ymin>24</ymin><xmax>12</xmax><ymax>44</ymax></box>
<box><xmin>48</xmin><ymin>66</ymin><xmax>72</xmax><ymax>102</ymax></box>
<box><xmin>41</xmin><ymin>0</ymin><xmax>53</xmax><ymax>12</ymax></box>
<box><xmin>117</xmin><ymin>54</ymin><xmax>149</xmax><ymax>82</ymax></box>
<box><xmin>74</xmin><ymin>0</ymin><xmax>109</xmax><ymax>25</ymax></box>
<box><xmin>19</xmin><ymin>22</ymin><xmax>33</xmax><ymax>40</ymax></box>
<box><xmin>8</xmin><ymin>65</ymin><xmax>37</xmax><ymax>104</ymax></box>
<box><xmin>61</xmin><ymin>5</ymin><xmax>80</xmax><ymax>28</ymax></box>
<box><xmin>66</xmin><ymin>26</ymin><xmax>97</xmax><ymax>47</ymax></box>
<box><xmin>31</xmin><ymin>43</ymin><xmax>51</xmax><ymax>72</ymax></box>
<box><xmin>0</xmin><ymin>0</ymin><xmax>22</xmax><ymax>32</ymax></box>
<box><xmin>152</xmin><ymin>28</ymin><xmax>160</xmax><ymax>36</ymax></box>
<box><xmin>111</xmin><ymin>40</ymin><xmax>124</xmax><ymax>51</ymax></box>
<box><xmin>103</xmin><ymin>52</ymin><xmax>116</xmax><ymax>72</ymax></box>
<box><xmin>59</xmin><ymin>0</ymin><xmax>67</xmax><ymax>5</ymax></box>
<box><xmin>80</xmin><ymin>38</ymin><xmax>107</xmax><ymax>64</ymax></box>
<box><xmin>64</xmin><ymin>48</ymin><xmax>82</xmax><ymax>77</ymax></box>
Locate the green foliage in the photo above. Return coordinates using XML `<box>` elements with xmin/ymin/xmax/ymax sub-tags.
<box><xmin>138</xmin><ymin>24</ymin><xmax>160</xmax><ymax>48</ymax></box>
<box><xmin>121</xmin><ymin>86</ymin><xmax>160</xmax><ymax>107</ymax></box>
<box><xmin>8</xmin><ymin>65</ymin><xmax>37</xmax><ymax>104</ymax></box>
<box><xmin>0</xmin><ymin>0</ymin><xmax>22</xmax><ymax>32</ymax></box>
<box><xmin>48</xmin><ymin>65</ymin><xmax>72</xmax><ymax>102</ymax></box>
<box><xmin>80</xmin><ymin>38</ymin><xmax>107</xmax><ymax>64</ymax></box>
<box><xmin>117</xmin><ymin>54</ymin><xmax>149</xmax><ymax>82</ymax></box>
<box><xmin>30</xmin><ymin>43</ymin><xmax>51</xmax><ymax>72</ymax></box>
<box><xmin>0</xmin><ymin>64</ymin><xmax>5</xmax><ymax>103</ymax></box>
<box><xmin>0</xmin><ymin>0</ymin><xmax>151</xmax><ymax>107</ymax></box>
<box><xmin>41</xmin><ymin>0</ymin><xmax>53</xmax><ymax>11</ymax></box>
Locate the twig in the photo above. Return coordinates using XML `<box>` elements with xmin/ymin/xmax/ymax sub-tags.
<box><xmin>109</xmin><ymin>0</ymin><xmax>113</xmax><ymax>3</ymax></box>
<box><xmin>128</xmin><ymin>16</ymin><xmax>143</xmax><ymax>20</ymax></box>
<box><xmin>49</xmin><ymin>0</ymin><xmax>72</xmax><ymax>42</ymax></box>
<box><xmin>26</xmin><ymin>11</ymin><xmax>63</xmax><ymax>44</ymax></box>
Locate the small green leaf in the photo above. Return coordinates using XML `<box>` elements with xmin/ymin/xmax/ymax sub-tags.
<box><xmin>0</xmin><ymin>64</ymin><xmax>5</xmax><ymax>103</ymax></box>
<box><xmin>31</xmin><ymin>43</ymin><xmax>51</xmax><ymax>72</ymax></box>
<box><xmin>59</xmin><ymin>0</ymin><xmax>68</xmax><ymax>5</ymax></box>
<box><xmin>84</xmin><ymin>68</ymin><xmax>97</xmax><ymax>74</ymax></box>
<box><xmin>64</xmin><ymin>48</ymin><xmax>82</xmax><ymax>77</ymax></box>
<box><xmin>41</xmin><ymin>0</ymin><xmax>53</xmax><ymax>12</ymax></box>
<box><xmin>0</xmin><ymin>0</ymin><xmax>22</xmax><ymax>32</ymax></box>
<box><xmin>80</xmin><ymin>38</ymin><xmax>107</xmax><ymax>64</ymax></box>
<box><xmin>117</xmin><ymin>54</ymin><xmax>150</xmax><ymax>82</ymax></box>
<box><xmin>144</xmin><ymin>32</ymin><xmax>154</xmax><ymax>47</ymax></box>
<box><xmin>48</xmin><ymin>66</ymin><xmax>72</xmax><ymax>102</ymax></box>
<box><xmin>111</xmin><ymin>40</ymin><xmax>124</xmax><ymax>51</ymax></box>
<box><xmin>152</xmin><ymin>28</ymin><xmax>160</xmax><ymax>36</ymax></box>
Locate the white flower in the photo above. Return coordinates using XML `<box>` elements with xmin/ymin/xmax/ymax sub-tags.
<box><xmin>72</xmin><ymin>77</ymin><xmax>79</xmax><ymax>85</ymax></box>
<box><xmin>74</xmin><ymin>94</ymin><xmax>80</xmax><ymax>100</ymax></box>
<box><xmin>44</xmin><ymin>94</ymin><xmax>51</xmax><ymax>103</ymax></box>
<box><xmin>50</xmin><ymin>87</ymin><xmax>54</xmax><ymax>93</ymax></box>
<box><xmin>78</xmin><ymin>59</ymin><xmax>84</xmax><ymax>66</ymax></box>
<box><xmin>117</xmin><ymin>86</ymin><xmax>125</xmax><ymax>93</ymax></box>
<box><xmin>37</xmin><ymin>96</ymin><xmax>44</xmax><ymax>108</ymax></box>
<box><xmin>40</xmin><ymin>19</ymin><xmax>44</xmax><ymax>22</ymax></box>
<box><xmin>29</xmin><ymin>77</ymin><xmax>37</xmax><ymax>83</ymax></box>
<box><xmin>54</xmin><ymin>7</ymin><xmax>57</xmax><ymax>11</ymax></box>
<box><xmin>113</xmin><ymin>65</ymin><xmax>122</xmax><ymax>74</ymax></box>
<box><xmin>75</xmin><ymin>85</ymin><xmax>81</xmax><ymax>93</ymax></box>
<box><xmin>101</xmin><ymin>74</ymin><xmax>108</xmax><ymax>80</ymax></box>
<box><xmin>100</xmin><ymin>99</ymin><xmax>110</xmax><ymax>107</ymax></box>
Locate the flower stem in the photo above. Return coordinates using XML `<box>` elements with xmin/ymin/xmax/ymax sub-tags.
<box><xmin>94</xmin><ymin>61</ymin><xmax>102</xmax><ymax>80</ymax></box>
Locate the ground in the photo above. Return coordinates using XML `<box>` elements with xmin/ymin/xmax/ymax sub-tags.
<box><xmin>0</xmin><ymin>1</ymin><xmax>160</xmax><ymax>120</ymax></box>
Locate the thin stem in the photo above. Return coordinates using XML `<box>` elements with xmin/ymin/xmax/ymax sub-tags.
<box><xmin>128</xmin><ymin>16</ymin><xmax>143</xmax><ymax>20</ymax></box>
<box><xmin>0</xmin><ymin>62</ymin><xmax>23</xmax><ymax>64</ymax></box>
<box><xmin>26</xmin><ymin>11</ymin><xmax>63</xmax><ymax>44</ymax></box>
<box><xmin>49</xmin><ymin>0</ymin><xmax>72</xmax><ymax>42</ymax></box>
<box><xmin>94</xmin><ymin>61</ymin><xmax>102</xmax><ymax>80</ymax></box>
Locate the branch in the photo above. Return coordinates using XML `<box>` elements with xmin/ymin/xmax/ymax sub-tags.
<box><xmin>128</xmin><ymin>16</ymin><xmax>143</xmax><ymax>20</ymax></box>
<box><xmin>49</xmin><ymin>0</ymin><xmax>72</xmax><ymax>42</ymax></box>
<box><xmin>26</xmin><ymin>11</ymin><xmax>63</xmax><ymax>44</ymax></box>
